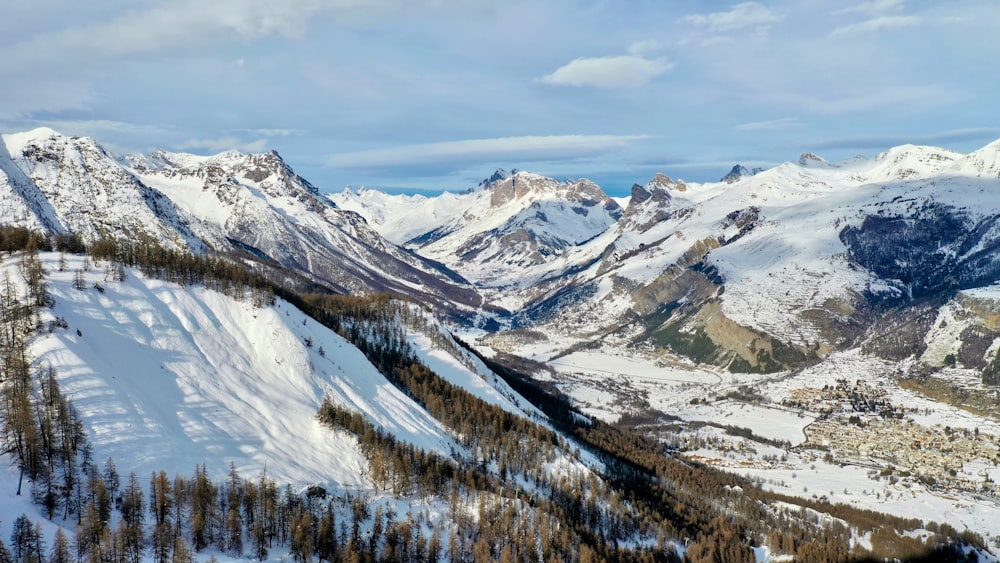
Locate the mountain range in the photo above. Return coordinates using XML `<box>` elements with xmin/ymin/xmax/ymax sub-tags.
<box><xmin>336</xmin><ymin>140</ymin><xmax>1000</xmax><ymax>378</ymax></box>
<box><xmin>2</xmin><ymin>126</ymin><xmax>1000</xmax><ymax>560</ymax></box>
<box><xmin>1</xmin><ymin>128</ymin><xmax>485</xmax><ymax>321</ymax></box>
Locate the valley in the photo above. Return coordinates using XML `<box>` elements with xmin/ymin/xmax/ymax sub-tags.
<box><xmin>500</xmin><ymin>342</ymin><xmax>1000</xmax><ymax>550</ymax></box>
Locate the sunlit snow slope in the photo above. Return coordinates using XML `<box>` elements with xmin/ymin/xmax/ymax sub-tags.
<box><xmin>25</xmin><ymin>254</ymin><xmax>513</xmax><ymax>487</ymax></box>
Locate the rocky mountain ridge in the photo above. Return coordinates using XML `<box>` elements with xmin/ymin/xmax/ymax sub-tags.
<box><xmin>0</xmin><ymin>128</ymin><xmax>486</xmax><ymax>321</ymax></box>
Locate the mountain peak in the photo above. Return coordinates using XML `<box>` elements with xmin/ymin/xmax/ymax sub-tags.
<box><xmin>2</xmin><ymin>127</ymin><xmax>69</xmax><ymax>157</ymax></box>
<box><xmin>479</xmin><ymin>168</ymin><xmax>516</xmax><ymax>187</ymax></box>
<box><xmin>629</xmin><ymin>175</ymin><xmax>673</xmax><ymax>207</ymax></box>
<box><xmin>720</xmin><ymin>164</ymin><xmax>763</xmax><ymax>184</ymax></box>
<box><xmin>950</xmin><ymin>138</ymin><xmax>1000</xmax><ymax>179</ymax></box>
<box><xmin>483</xmin><ymin>171</ymin><xmax>615</xmax><ymax>210</ymax></box>
<box><xmin>2</xmin><ymin>127</ymin><xmax>112</xmax><ymax>160</ymax></box>
<box><xmin>798</xmin><ymin>152</ymin><xmax>835</xmax><ymax>168</ymax></box>
<box><xmin>647</xmin><ymin>172</ymin><xmax>686</xmax><ymax>192</ymax></box>
<box><xmin>868</xmin><ymin>144</ymin><xmax>960</xmax><ymax>180</ymax></box>
<box><xmin>630</xmin><ymin>183</ymin><xmax>652</xmax><ymax>205</ymax></box>
<box><xmin>17</xmin><ymin>126</ymin><xmax>62</xmax><ymax>140</ymax></box>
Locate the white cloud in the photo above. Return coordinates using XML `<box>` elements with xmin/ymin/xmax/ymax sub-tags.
<box><xmin>7</xmin><ymin>0</ymin><xmax>327</xmax><ymax>61</ymax></box>
<box><xmin>680</xmin><ymin>2</ymin><xmax>783</xmax><ymax>34</ymax></box>
<box><xmin>627</xmin><ymin>39</ymin><xmax>663</xmax><ymax>57</ymax></box>
<box><xmin>0</xmin><ymin>0</ymin><xmax>464</xmax><ymax>72</ymax></box>
<box><xmin>735</xmin><ymin>117</ymin><xmax>800</xmax><ymax>131</ymax></box>
<box><xmin>541</xmin><ymin>55</ymin><xmax>673</xmax><ymax>89</ymax></box>
<box><xmin>831</xmin><ymin>15</ymin><xmax>921</xmax><ymax>35</ymax></box>
<box><xmin>179</xmin><ymin>136</ymin><xmax>268</xmax><ymax>154</ymax></box>
<box><xmin>833</xmin><ymin>0</ymin><xmax>906</xmax><ymax>17</ymax></box>
<box><xmin>328</xmin><ymin>134</ymin><xmax>650</xmax><ymax>169</ymax></box>
<box><xmin>239</xmin><ymin>128</ymin><xmax>306</xmax><ymax>137</ymax></box>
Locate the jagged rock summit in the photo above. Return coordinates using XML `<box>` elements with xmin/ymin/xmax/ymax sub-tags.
<box><xmin>478</xmin><ymin>167</ymin><xmax>515</xmax><ymax>187</ymax></box>
<box><xmin>720</xmin><ymin>164</ymin><xmax>763</xmax><ymax>184</ymax></box>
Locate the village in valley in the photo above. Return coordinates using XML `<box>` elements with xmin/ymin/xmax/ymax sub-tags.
<box><xmin>674</xmin><ymin>377</ymin><xmax>1000</xmax><ymax>499</ymax></box>
<box><xmin>782</xmin><ymin>379</ymin><xmax>1000</xmax><ymax>496</ymax></box>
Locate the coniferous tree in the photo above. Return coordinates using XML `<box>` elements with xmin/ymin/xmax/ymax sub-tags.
<box><xmin>315</xmin><ymin>504</ymin><xmax>337</xmax><ymax>563</ymax></box>
<box><xmin>150</xmin><ymin>522</ymin><xmax>173</xmax><ymax>563</ymax></box>
<box><xmin>120</xmin><ymin>472</ymin><xmax>145</xmax><ymax>563</ymax></box>
<box><xmin>224</xmin><ymin>462</ymin><xmax>243</xmax><ymax>555</ymax></box>
<box><xmin>290</xmin><ymin>510</ymin><xmax>313</xmax><ymax>563</ymax></box>
<box><xmin>9</xmin><ymin>515</ymin><xmax>41</xmax><ymax>563</ymax></box>
<box><xmin>149</xmin><ymin>470</ymin><xmax>174</xmax><ymax>563</ymax></box>
<box><xmin>170</xmin><ymin>536</ymin><xmax>192</xmax><ymax>563</ymax></box>
<box><xmin>47</xmin><ymin>529</ymin><xmax>70</xmax><ymax>563</ymax></box>
<box><xmin>85</xmin><ymin>469</ymin><xmax>111</xmax><ymax>529</ymax></box>
<box><xmin>31</xmin><ymin>468</ymin><xmax>59</xmax><ymax>521</ymax></box>
<box><xmin>102</xmin><ymin>458</ymin><xmax>120</xmax><ymax>508</ymax></box>
<box><xmin>190</xmin><ymin>464</ymin><xmax>217</xmax><ymax>551</ymax></box>
<box><xmin>76</xmin><ymin>500</ymin><xmax>106</xmax><ymax>563</ymax></box>
<box><xmin>72</xmin><ymin>269</ymin><xmax>86</xmax><ymax>291</ymax></box>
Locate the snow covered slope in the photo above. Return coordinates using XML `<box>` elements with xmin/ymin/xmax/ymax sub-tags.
<box><xmin>24</xmin><ymin>253</ymin><xmax>533</xmax><ymax>487</ymax></box>
<box><xmin>126</xmin><ymin>148</ymin><xmax>484</xmax><ymax>316</ymax></box>
<box><xmin>34</xmin><ymin>255</ymin><xmax>430</xmax><ymax>485</ymax></box>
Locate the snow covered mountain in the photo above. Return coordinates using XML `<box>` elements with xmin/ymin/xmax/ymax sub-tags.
<box><xmin>347</xmin><ymin>141</ymin><xmax>1000</xmax><ymax>377</ymax></box>
<box><xmin>1</xmin><ymin>128</ymin><xmax>202</xmax><ymax>249</ymax></box>
<box><xmin>7</xmin><ymin>125</ymin><xmax>1000</xmax><ymax>376</ymax></box>
<box><xmin>124</xmin><ymin>147</ymin><xmax>485</xmax><ymax>317</ymax></box>
<box><xmin>0</xmin><ymin>128</ymin><xmax>485</xmax><ymax>321</ymax></box>
<box><xmin>2</xmin><ymin>252</ymin><xmax>655</xmax><ymax>562</ymax></box>
<box><xmin>333</xmin><ymin>169</ymin><xmax>623</xmax><ymax>288</ymax></box>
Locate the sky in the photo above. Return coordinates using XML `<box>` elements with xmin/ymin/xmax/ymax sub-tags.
<box><xmin>2</xmin><ymin>0</ymin><xmax>998</xmax><ymax>196</ymax></box>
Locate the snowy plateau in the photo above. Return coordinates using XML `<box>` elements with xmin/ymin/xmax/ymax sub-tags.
<box><xmin>1</xmin><ymin>126</ymin><xmax>1000</xmax><ymax>561</ymax></box>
